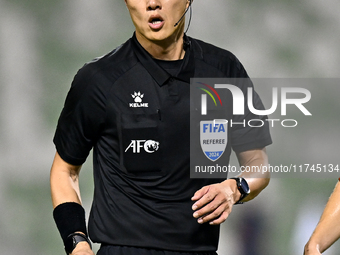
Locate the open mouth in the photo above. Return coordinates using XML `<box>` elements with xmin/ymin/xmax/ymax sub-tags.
<box><xmin>151</xmin><ymin>19</ymin><xmax>162</xmax><ymax>24</ymax></box>
<box><xmin>148</xmin><ymin>15</ymin><xmax>164</xmax><ymax>29</ymax></box>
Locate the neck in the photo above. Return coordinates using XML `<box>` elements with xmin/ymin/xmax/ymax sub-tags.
<box><xmin>136</xmin><ymin>30</ymin><xmax>185</xmax><ymax>61</ymax></box>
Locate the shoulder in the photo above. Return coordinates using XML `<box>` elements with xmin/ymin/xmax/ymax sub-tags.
<box><xmin>77</xmin><ymin>37</ymin><xmax>138</xmax><ymax>84</ymax></box>
<box><xmin>189</xmin><ymin>37</ymin><xmax>247</xmax><ymax>77</ymax></box>
<box><xmin>191</xmin><ymin>37</ymin><xmax>236</xmax><ymax>59</ymax></box>
<box><xmin>69</xmin><ymin>37</ymin><xmax>138</xmax><ymax>100</ymax></box>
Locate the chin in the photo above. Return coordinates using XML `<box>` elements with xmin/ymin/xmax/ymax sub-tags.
<box><xmin>148</xmin><ymin>32</ymin><xmax>170</xmax><ymax>41</ymax></box>
<box><xmin>151</xmin><ymin>31</ymin><xmax>180</xmax><ymax>43</ymax></box>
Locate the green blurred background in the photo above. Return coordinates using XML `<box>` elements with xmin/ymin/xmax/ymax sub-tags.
<box><xmin>1</xmin><ymin>0</ymin><xmax>340</xmax><ymax>254</ymax></box>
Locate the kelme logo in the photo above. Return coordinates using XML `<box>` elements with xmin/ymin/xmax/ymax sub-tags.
<box><xmin>129</xmin><ymin>91</ymin><xmax>149</xmax><ymax>108</ymax></box>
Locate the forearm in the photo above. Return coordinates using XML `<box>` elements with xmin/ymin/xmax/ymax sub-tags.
<box><xmin>236</xmin><ymin>148</ymin><xmax>270</xmax><ymax>202</ymax></box>
<box><xmin>305</xmin><ymin>181</ymin><xmax>340</xmax><ymax>253</ymax></box>
<box><xmin>50</xmin><ymin>152</ymin><xmax>82</xmax><ymax>208</ymax></box>
<box><xmin>50</xmin><ymin>152</ymin><xmax>93</xmax><ymax>254</ymax></box>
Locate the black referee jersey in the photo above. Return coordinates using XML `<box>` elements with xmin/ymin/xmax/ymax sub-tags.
<box><xmin>53</xmin><ymin>33</ymin><xmax>272</xmax><ymax>252</ymax></box>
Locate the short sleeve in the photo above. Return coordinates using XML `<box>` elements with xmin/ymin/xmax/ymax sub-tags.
<box><xmin>224</xmin><ymin>56</ymin><xmax>272</xmax><ymax>152</ymax></box>
<box><xmin>228</xmin><ymin>61</ymin><xmax>272</xmax><ymax>152</ymax></box>
<box><xmin>53</xmin><ymin>67</ymin><xmax>106</xmax><ymax>165</ymax></box>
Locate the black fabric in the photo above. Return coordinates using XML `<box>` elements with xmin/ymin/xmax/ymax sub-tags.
<box><xmin>153</xmin><ymin>59</ymin><xmax>184</xmax><ymax>77</ymax></box>
<box><xmin>97</xmin><ymin>245</ymin><xmax>218</xmax><ymax>255</ymax></box>
<box><xmin>53</xmin><ymin>33</ymin><xmax>272</xmax><ymax>252</ymax></box>
<box><xmin>53</xmin><ymin>202</ymin><xmax>88</xmax><ymax>243</ymax></box>
<box><xmin>121</xmin><ymin>113</ymin><xmax>161</xmax><ymax>174</ymax></box>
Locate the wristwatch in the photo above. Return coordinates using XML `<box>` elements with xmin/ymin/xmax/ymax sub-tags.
<box><xmin>64</xmin><ymin>233</ymin><xmax>92</xmax><ymax>254</ymax></box>
<box><xmin>230</xmin><ymin>177</ymin><xmax>250</xmax><ymax>204</ymax></box>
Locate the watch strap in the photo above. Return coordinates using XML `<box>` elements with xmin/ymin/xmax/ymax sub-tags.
<box><xmin>230</xmin><ymin>177</ymin><xmax>250</xmax><ymax>204</ymax></box>
<box><xmin>64</xmin><ymin>233</ymin><xmax>92</xmax><ymax>254</ymax></box>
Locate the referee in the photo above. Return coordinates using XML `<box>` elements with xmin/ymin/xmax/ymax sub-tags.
<box><xmin>50</xmin><ymin>1</ymin><xmax>272</xmax><ymax>255</ymax></box>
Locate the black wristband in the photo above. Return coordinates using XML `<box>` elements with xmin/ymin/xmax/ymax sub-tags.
<box><xmin>53</xmin><ymin>202</ymin><xmax>88</xmax><ymax>244</ymax></box>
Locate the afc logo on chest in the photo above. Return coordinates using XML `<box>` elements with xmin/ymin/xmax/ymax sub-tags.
<box><xmin>125</xmin><ymin>140</ymin><xmax>160</xmax><ymax>153</ymax></box>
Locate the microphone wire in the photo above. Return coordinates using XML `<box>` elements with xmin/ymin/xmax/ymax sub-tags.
<box><xmin>184</xmin><ymin>1</ymin><xmax>192</xmax><ymax>34</ymax></box>
<box><xmin>174</xmin><ymin>0</ymin><xmax>193</xmax><ymax>34</ymax></box>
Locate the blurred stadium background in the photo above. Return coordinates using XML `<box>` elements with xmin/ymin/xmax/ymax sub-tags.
<box><xmin>1</xmin><ymin>0</ymin><xmax>340</xmax><ymax>254</ymax></box>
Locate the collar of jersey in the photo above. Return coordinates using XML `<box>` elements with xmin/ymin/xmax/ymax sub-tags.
<box><xmin>131</xmin><ymin>33</ymin><xmax>195</xmax><ymax>86</ymax></box>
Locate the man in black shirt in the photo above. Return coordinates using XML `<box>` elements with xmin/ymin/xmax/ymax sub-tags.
<box><xmin>51</xmin><ymin>1</ymin><xmax>272</xmax><ymax>255</ymax></box>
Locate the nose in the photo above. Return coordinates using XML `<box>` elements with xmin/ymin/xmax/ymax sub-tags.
<box><xmin>147</xmin><ymin>0</ymin><xmax>162</xmax><ymax>10</ymax></box>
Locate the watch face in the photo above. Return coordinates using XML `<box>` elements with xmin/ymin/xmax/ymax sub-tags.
<box><xmin>64</xmin><ymin>234</ymin><xmax>90</xmax><ymax>254</ymax></box>
<box><xmin>240</xmin><ymin>178</ymin><xmax>250</xmax><ymax>194</ymax></box>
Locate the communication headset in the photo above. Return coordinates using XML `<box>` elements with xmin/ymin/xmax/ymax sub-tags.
<box><xmin>174</xmin><ymin>0</ymin><xmax>193</xmax><ymax>33</ymax></box>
